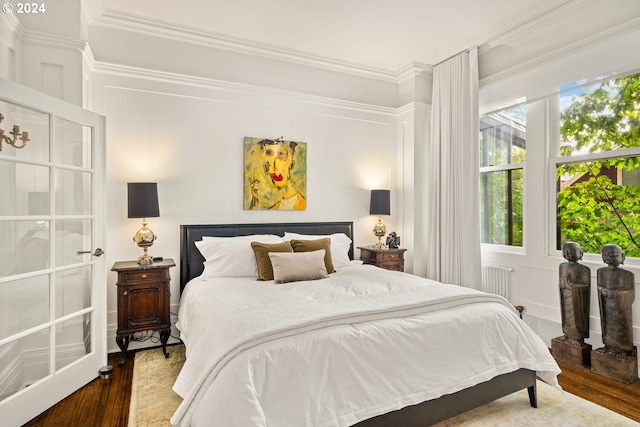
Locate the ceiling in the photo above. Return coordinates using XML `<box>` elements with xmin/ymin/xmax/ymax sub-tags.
<box><xmin>99</xmin><ymin>0</ymin><xmax>573</xmax><ymax>73</ymax></box>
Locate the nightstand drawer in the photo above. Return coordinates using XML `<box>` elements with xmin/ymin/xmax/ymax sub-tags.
<box><xmin>379</xmin><ymin>262</ymin><xmax>404</xmax><ymax>272</ymax></box>
<box><xmin>377</xmin><ymin>251</ymin><xmax>404</xmax><ymax>262</ymax></box>
<box><xmin>357</xmin><ymin>247</ymin><xmax>407</xmax><ymax>272</ymax></box>
<box><xmin>121</xmin><ymin>269</ymin><xmax>167</xmax><ymax>283</ymax></box>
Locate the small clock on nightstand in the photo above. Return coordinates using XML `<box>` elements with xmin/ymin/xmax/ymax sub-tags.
<box><xmin>111</xmin><ymin>258</ymin><xmax>175</xmax><ymax>366</ymax></box>
<box><xmin>358</xmin><ymin>247</ymin><xmax>407</xmax><ymax>272</ymax></box>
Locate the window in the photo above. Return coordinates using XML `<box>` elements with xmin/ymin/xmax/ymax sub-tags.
<box><xmin>479</xmin><ymin>104</ymin><xmax>526</xmax><ymax>246</ymax></box>
<box><xmin>555</xmin><ymin>71</ymin><xmax>640</xmax><ymax>257</ymax></box>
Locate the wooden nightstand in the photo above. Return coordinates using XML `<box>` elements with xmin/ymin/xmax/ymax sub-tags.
<box><xmin>111</xmin><ymin>258</ymin><xmax>175</xmax><ymax>366</ymax></box>
<box><xmin>358</xmin><ymin>247</ymin><xmax>407</xmax><ymax>272</ymax></box>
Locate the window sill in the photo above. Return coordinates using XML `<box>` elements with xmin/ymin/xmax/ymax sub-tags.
<box><xmin>481</xmin><ymin>243</ymin><xmax>525</xmax><ymax>255</ymax></box>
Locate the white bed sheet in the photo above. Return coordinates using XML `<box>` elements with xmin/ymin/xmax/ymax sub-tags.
<box><xmin>172</xmin><ymin>265</ymin><xmax>560</xmax><ymax>427</ymax></box>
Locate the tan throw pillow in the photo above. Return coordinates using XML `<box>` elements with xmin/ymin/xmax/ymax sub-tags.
<box><xmin>268</xmin><ymin>250</ymin><xmax>329</xmax><ymax>283</ymax></box>
<box><xmin>251</xmin><ymin>241</ymin><xmax>293</xmax><ymax>281</ymax></box>
<box><xmin>290</xmin><ymin>238</ymin><xmax>335</xmax><ymax>274</ymax></box>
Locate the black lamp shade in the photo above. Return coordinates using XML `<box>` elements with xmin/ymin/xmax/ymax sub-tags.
<box><xmin>370</xmin><ymin>189</ymin><xmax>390</xmax><ymax>215</ymax></box>
<box><xmin>128</xmin><ymin>183</ymin><xmax>159</xmax><ymax>218</ymax></box>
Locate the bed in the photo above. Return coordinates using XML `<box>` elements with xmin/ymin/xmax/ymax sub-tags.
<box><xmin>171</xmin><ymin>221</ymin><xmax>561</xmax><ymax>427</ymax></box>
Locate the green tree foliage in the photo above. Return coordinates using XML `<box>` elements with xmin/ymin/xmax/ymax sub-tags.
<box><xmin>481</xmin><ymin>168</ymin><xmax>523</xmax><ymax>246</ymax></box>
<box><xmin>557</xmin><ymin>72</ymin><xmax>640</xmax><ymax>256</ymax></box>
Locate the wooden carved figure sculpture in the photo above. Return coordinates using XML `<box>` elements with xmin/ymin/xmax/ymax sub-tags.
<box><xmin>559</xmin><ymin>242</ymin><xmax>591</xmax><ymax>346</ymax></box>
<box><xmin>597</xmin><ymin>244</ymin><xmax>635</xmax><ymax>359</ymax></box>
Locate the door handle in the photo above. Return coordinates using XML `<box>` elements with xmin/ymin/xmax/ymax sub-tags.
<box><xmin>76</xmin><ymin>248</ymin><xmax>105</xmax><ymax>257</ymax></box>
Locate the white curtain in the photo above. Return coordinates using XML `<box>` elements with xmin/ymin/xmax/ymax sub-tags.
<box><xmin>426</xmin><ymin>47</ymin><xmax>481</xmax><ymax>289</ymax></box>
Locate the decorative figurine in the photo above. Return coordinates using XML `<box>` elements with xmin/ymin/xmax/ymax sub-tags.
<box><xmin>559</xmin><ymin>242</ymin><xmax>591</xmax><ymax>347</ymax></box>
<box><xmin>551</xmin><ymin>242</ymin><xmax>592</xmax><ymax>367</ymax></box>
<box><xmin>596</xmin><ymin>244</ymin><xmax>635</xmax><ymax>359</ymax></box>
<box><xmin>386</xmin><ymin>232</ymin><xmax>400</xmax><ymax>249</ymax></box>
<box><xmin>591</xmin><ymin>244</ymin><xmax>637</xmax><ymax>384</ymax></box>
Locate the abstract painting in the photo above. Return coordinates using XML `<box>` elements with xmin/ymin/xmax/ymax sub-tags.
<box><xmin>244</xmin><ymin>137</ymin><xmax>307</xmax><ymax>210</ymax></box>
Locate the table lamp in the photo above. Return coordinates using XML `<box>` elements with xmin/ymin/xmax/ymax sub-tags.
<box><xmin>128</xmin><ymin>182</ymin><xmax>159</xmax><ymax>265</ymax></box>
<box><xmin>370</xmin><ymin>189</ymin><xmax>390</xmax><ymax>249</ymax></box>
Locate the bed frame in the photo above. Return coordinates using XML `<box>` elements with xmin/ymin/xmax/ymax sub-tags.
<box><xmin>179</xmin><ymin>221</ymin><xmax>537</xmax><ymax>426</ymax></box>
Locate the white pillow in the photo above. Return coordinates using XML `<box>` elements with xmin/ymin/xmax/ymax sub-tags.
<box><xmin>283</xmin><ymin>232</ymin><xmax>352</xmax><ymax>269</ymax></box>
<box><xmin>195</xmin><ymin>234</ymin><xmax>284</xmax><ymax>278</ymax></box>
<box><xmin>268</xmin><ymin>250</ymin><xmax>329</xmax><ymax>283</ymax></box>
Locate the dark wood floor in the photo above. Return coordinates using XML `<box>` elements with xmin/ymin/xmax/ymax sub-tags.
<box><xmin>22</xmin><ymin>352</ymin><xmax>134</xmax><ymax>427</ymax></box>
<box><xmin>21</xmin><ymin>352</ymin><xmax>640</xmax><ymax>426</ymax></box>
<box><xmin>555</xmin><ymin>358</ymin><xmax>640</xmax><ymax>423</ymax></box>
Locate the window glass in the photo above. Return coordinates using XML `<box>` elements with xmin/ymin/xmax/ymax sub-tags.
<box><xmin>555</xmin><ymin>72</ymin><xmax>640</xmax><ymax>256</ymax></box>
<box><xmin>559</xmin><ymin>72</ymin><xmax>640</xmax><ymax>157</ymax></box>
<box><xmin>480</xmin><ymin>105</ymin><xmax>526</xmax><ymax>167</ymax></box>
<box><xmin>480</xmin><ymin>169</ymin><xmax>523</xmax><ymax>246</ymax></box>
<box><xmin>479</xmin><ymin>104</ymin><xmax>526</xmax><ymax>247</ymax></box>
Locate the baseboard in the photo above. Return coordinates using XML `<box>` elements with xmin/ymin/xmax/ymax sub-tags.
<box><xmin>522</xmin><ymin>313</ymin><xmax>600</xmax><ymax>348</ymax></box>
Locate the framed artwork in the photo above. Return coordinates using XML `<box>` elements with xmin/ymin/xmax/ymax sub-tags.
<box><xmin>244</xmin><ymin>137</ymin><xmax>307</xmax><ymax>210</ymax></box>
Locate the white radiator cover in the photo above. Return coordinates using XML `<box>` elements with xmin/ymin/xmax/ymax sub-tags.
<box><xmin>481</xmin><ymin>265</ymin><xmax>513</xmax><ymax>301</ymax></box>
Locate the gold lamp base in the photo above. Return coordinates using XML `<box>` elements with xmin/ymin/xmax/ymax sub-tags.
<box><xmin>133</xmin><ymin>219</ymin><xmax>157</xmax><ymax>265</ymax></box>
<box><xmin>137</xmin><ymin>251</ymin><xmax>153</xmax><ymax>265</ymax></box>
<box><xmin>371</xmin><ymin>216</ymin><xmax>387</xmax><ymax>249</ymax></box>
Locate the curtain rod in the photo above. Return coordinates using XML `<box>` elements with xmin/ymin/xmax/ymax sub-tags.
<box><xmin>435</xmin><ymin>0</ymin><xmax>575</xmax><ymax>67</ymax></box>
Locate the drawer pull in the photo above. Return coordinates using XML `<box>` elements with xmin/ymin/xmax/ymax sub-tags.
<box><xmin>141</xmin><ymin>274</ymin><xmax>148</xmax><ymax>279</ymax></box>
<box><xmin>123</xmin><ymin>290</ymin><xmax>128</xmax><ymax>296</ymax></box>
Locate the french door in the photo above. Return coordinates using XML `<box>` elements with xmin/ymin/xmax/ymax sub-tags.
<box><xmin>0</xmin><ymin>79</ymin><xmax>106</xmax><ymax>427</ymax></box>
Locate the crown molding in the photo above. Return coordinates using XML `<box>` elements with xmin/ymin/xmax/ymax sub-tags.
<box><xmin>396</xmin><ymin>62</ymin><xmax>433</xmax><ymax>84</ymax></box>
<box><xmin>478</xmin><ymin>0</ymin><xmax>575</xmax><ymax>51</ymax></box>
<box><xmin>81</xmin><ymin>0</ymin><xmax>105</xmax><ymax>24</ymax></box>
<box><xmin>22</xmin><ymin>30</ymin><xmax>88</xmax><ymax>53</ymax></box>
<box><xmin>90</xmin><ymin>7</ymin><xmax>412</xmax><ymax>83</ymax></box>
<box><xmin>479</xmin><ymin>9</ymin><xmax>640</xmax><ymax>87</ymax></box>
<box><xmin>396</xmin><ymin>101</ymin><xmax>431</xmax><ymax>116</ymax></box>
<box><xmin>93</xmin><ymin>61</ymin><xmax>400</xmax><ymax>117</ymax></box>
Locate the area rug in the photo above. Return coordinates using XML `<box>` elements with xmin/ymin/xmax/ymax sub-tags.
<box><xmin>128</xmin><ymin>345</ymin><xmax>184</xmax><ymax>427</ymax></box>
<box><xmin>129</xmin><ymin>344</ymin><xmax>637</xmax><ymax>426</ymax></box>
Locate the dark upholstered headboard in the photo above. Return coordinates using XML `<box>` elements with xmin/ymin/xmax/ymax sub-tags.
<box><xmin>180</xmin><ymin>222</ymin><xmax>354</xmax><ymax>294</ymax></box>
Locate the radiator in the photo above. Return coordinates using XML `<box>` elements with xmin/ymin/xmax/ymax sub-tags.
<box><xmin>481</xmin><ymin>265</ymin><xmax>513</xmax><ymax>301</ymax></box>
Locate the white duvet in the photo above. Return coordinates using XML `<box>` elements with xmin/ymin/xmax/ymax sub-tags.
<box><xmin>171</xmin><ymin>265</ymin><xmax>560</xmax><ymax>427</ymax></box>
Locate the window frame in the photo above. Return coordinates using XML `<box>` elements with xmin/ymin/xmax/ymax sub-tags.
<box><xmin>548</xmin><ymin>70</ymin><xmax>640</xmax><ymax>261</ymax></box>
<box><xmin>479</xmin><ymin>103</ymin><xmax>527</xmax><ymax>249</ymax></box>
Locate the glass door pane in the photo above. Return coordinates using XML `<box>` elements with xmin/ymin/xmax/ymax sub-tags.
<box><xmin>55</xmin><ymin>219</ymin><xmax>92</xmax><ymax>267</ymax></box>
<box><xmin>55</xmin><ymin>313</ymin><xmax>91</xmax><ymax>371</ymax></box>
<box><xmin>0</xmin><ymin>330</ymin><xmax>50</xmax><ymax>399</ymax></box>
<box><xmin>55</xmin><ymin>266</ymin><xmax>91</xmax><ymax>318</ymax></box>
<box><xmin>55</xmin><ymin>117</ymin><xmax>91</xmax><ymax>168</ymax></box>
<box><xmin>0</xmin><ymin>275</ymin><xmax>49</xmax><ymax>340</ymax></box>
<box><xmin>0</xmin><ymin>220</ymin><xmax>50</xmax><ymax>277</ymax></box>
<box><xmin>0</xmin><ymin>100</ymin><xmax>49</xmax><ymax>163</ymax></box>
